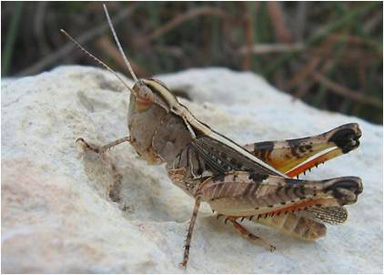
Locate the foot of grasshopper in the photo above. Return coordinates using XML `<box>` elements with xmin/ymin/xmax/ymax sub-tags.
<box><xmin>216</xmin><ymin>215</ymin><xmax>276</xmax><ymax>251</ymax></box>
<box><xmin>76</xmin><ymin>136</ymin><xmax>132</xmax><ymax>154</ymax></box>
<box><xmin>76</xmin><ymin>137</ymin><xmax>125</xmax><ymax>200</ymax></box>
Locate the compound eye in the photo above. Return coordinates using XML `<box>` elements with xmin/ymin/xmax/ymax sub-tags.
<box><xmin>132</xmin><ymin>82</ymin><xmax>153</xmax><ymax>100</ymax></box>
<box><xmin>141</xmin><ymin>85</ymin><xmax>154</xmax><ymax>99</ymax></box>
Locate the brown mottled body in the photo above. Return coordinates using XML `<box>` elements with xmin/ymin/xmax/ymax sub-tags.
<box><xmin>78</xmin><ymin>77</ymin><xmax>363</xmax><ymax>267</ymax></box>
<box><xmin>124</xmin><ymin>79</ymin><xmax>362</xmax><ymax>267</ymax></box>
<box><xmin>68</xmin><ymin>10</ymin><xmax>363</xmax><ymax>267</ymax></box>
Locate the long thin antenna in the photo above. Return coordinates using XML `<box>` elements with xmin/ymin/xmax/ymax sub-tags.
<box><xmin>60</xmin><ymin>29</ymin><xmax>136</xmax><ymax>95</ymax></box>
<box><xmin>103</xmin><ymin>4</ymin><xmax>139</xmax><ymax>83</ymax></box>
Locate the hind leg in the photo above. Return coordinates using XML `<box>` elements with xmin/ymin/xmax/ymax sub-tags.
<box><xmin>243</xmin><ymin>123</ymin><xmax>361</xmax><ymax>177</ymax></box>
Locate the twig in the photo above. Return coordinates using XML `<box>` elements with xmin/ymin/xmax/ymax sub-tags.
<box><xmin>352</xmin><ymin>62</ymin><xmax>368</xmax><ymax>115</ymax></box>
<box><xmin>292</xmin><ymin>60</ymin><xmax>334</xmax><ymax>99</ymax></box>
<box><xmin>18</xmin><ymin>3</ymin><xmax>139</xmax><ymax>76</ymax></box>
<box><xmin>137</xmin><ymin>7</ymin><xmax>226</xmax><ymax>46</ymax></box>
<box><xmin>239</xmin><ymin>43</ymin><xmax>304</xmax><ymax>55</ymax></box>
<box><xmin>308</xmin><ymin>47</ymin><xmax>381</xmax><ymax>64</ymax></box>
<box><xmin>154</xmin><ymin>45</ymin><xmax>184</xmax><ymax>58</ymax></box>
<box><xmin>274</xmin><ymin>68</ymin><xmax>285</xmax><ymax>90</ymax></box>
<box><xmin>242</xmin><ymin>2</ymin><xmax>259</xmax><ymax>70</ymax></box>
<box><xmin>264</xmin><ymin>1</ymin><xmax>380</xmax><ymax>76</ymax></box>
<box><xmin>34</xmin><ymin>2</ymin><xmax>50</xmax><ymax>56</ymax></box>
<box><xmin>326</xmin><ymin>33</ymin><xmax>380</xmax><ymax>48</ymax></box>
<box><xmin>358</xmin><ymin>62</ymin><xmax>367</xmax><ymax>92</ymax></box>
<box><xmin>287</xmin><ymin>57</ymin><xmax>321</xmax><ymax>90</ymax></box>
<box><xmin>363</xmin><ymin>10</ymin><xmax>381</xmax><ymax>34</ymax></box>
<box><xmin>267</xmin><ymin>2</ymin><xmax>292</xmax><ymax>43</ymax></box>
<box><xmin>311</xmin><ymin>71</ymin><xmax>383</xmax><ymax>109</ymax></box>
<box><xmin>295</xmin><ymin>2</ymin><xmax>307</xmax><ymax>42</ymax></box>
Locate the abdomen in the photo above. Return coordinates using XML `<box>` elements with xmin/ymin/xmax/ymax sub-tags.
<box><xmin>254</xmin><ymin>214</ymin><xmax>326</xmax><ymax>240</ymax></box>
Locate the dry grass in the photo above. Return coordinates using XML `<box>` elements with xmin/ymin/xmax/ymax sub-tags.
<box><xmin>2</xmin><ymin>2</ymin><xmax>382</xmax><ymax>123</ymax></box>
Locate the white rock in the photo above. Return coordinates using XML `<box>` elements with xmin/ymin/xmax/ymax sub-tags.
<box><xmin>2</xmin><ymin>66</ymin><xmax>382</xmax><ymax>273</ymax></box>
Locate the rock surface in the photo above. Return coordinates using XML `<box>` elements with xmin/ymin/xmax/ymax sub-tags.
<box><xmin>2</xmin><ymin>66</ymin><xmax>382</xmax><ymax>273</ymax></box>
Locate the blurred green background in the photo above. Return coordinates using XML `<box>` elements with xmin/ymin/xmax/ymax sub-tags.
<box><xmin>2</xmin><ymin>1</ymin><xmax>382</xmax><ymax>124</ymax></box>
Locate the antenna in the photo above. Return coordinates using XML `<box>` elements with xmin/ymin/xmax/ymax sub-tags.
<box><xmin>103</xmin><ymin>4</ymin><xmax>139</xmax><ymax>83</ymax></box>
<box><xmin>60</xmin><ymin>29</ymin><xmax>136</xmax><ymax>95</ymax></box>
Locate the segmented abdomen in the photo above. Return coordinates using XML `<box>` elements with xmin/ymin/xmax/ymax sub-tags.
<box><xmin>254</xmin><ymin>213</ymin><xmax>326</xmax><ymax>240</ymax></box>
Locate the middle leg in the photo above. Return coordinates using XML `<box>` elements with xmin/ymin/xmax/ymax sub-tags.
<box><xmin>226</xmin><ymin>217</ymin><xmax>276</xmax><ymax>251</ymax></box>
<box><xmin>180</xmin><ymin>196</ymin><xmax>202</xmax><ymax>268</ymax></box>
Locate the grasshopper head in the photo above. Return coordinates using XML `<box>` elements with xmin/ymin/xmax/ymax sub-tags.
<box><xmin>128</xmin><ymin>78</ymin><xmax>192</xmax><ymax>165</ymax></box>
<box><xmin>130</xmin><ymin>78</ymin><xmax>174</xmax><ymax>112</ymax></box>
<box><xmin>62</xmin><ymin>5</ymin><xmax>193</xmax><ymax>165</ymax></box>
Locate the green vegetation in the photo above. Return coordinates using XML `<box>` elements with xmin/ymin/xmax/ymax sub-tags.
<box><xmin>1</xmin><ymin>2</ymin><xmax>382</xmax><ymax>123</ymax></box>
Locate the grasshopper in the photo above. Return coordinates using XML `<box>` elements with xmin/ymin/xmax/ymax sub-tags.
<box><xmin>64</xmin><ymin>5</ymin><xmax>363</xmax><ymax>268</ymax></box>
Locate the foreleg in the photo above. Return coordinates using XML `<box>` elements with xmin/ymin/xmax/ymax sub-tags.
<box><xmin>77</xmin><ymin>136</ymin><xmax>131</xmax><ymax>154</ymax></box>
